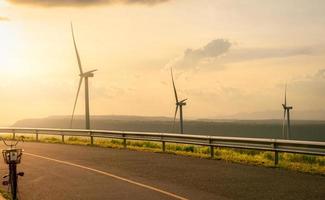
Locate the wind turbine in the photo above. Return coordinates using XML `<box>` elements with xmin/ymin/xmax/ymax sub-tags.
<box><xmin>282</xmin><ymin>83</ymin><xmax>293</xmax><ymax>139</ymax></box>
<box><xmin>171</xmin><ymin>69</ymin><xmax>188</xmax><ymax>134</ymax></box>
<box><xmin>70</xmin><ymin>23</ymin><xmax>97</xmax><ymax>129</ymax></box>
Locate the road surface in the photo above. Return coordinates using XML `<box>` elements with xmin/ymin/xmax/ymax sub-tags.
<box><xmin>0</xmin><ymin>142</ymin><xmax>324</xmax><ymax>200</ymax></box>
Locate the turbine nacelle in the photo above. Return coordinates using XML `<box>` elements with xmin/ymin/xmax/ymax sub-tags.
<box><xmin>176</xmin><ymin>99</ymin><xmax>188</xmax><ymax>106</ymax></box>
<box><xmin>80</xmin><ymin>69</ymin><xmax>98</xmax><ymax>78</ymax></box>
<box><xmin>177</xmin><ymin>102</ymin><xmax>186</xmax><ymax>106</ymax></box>
<box><xmin>282</xmin><ymin>104</ymin><xmax>293</xmax><ymax>110</ymax></box>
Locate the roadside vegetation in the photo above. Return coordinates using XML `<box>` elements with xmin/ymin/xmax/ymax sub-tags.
<box><xmin>1</xmin><ymin>134</ymin><xmax>324</xmax><ymax>175</ymax></box>
<box><xmin>0</xmin><ymin>188</ymin><xmax>10</xmax><ymax>200</ymax></box>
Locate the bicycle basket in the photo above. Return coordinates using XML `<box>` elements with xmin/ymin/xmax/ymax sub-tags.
<box><xmin>2</xmin><ymin>148</ymin><xmax>23</xmax><ymax>164</ymax></box>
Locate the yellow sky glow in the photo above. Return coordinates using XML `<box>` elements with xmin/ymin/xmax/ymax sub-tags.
<box><xmin>0</xmin><ymin>0</ymin><xmax>325</xmax><ymax>125</ymax></box>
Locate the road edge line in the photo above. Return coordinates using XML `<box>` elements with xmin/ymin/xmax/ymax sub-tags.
<box><xmin>24</xmin><ymin>152</ymin><xmax>188</xmax><ymax>200</ymax></box>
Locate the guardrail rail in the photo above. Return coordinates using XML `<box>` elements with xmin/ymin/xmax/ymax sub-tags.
<box><xmin>0</xmin><ymin>127</ymin><xmax>324</xmax><ymax>165</ymax></box>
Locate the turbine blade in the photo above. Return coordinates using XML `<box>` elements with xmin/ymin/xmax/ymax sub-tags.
<box><xmin>180</xmin><ymin>98</ymin><xmax>188</xmax><ymax>103</ymax></box>
<box><xmin>70</xmin><ymin>77</ymin><xmax>83</xmax><ymax>128</ymax></box>
<box><xmin>171</xmin><ymin>68</ymin><xmax>179</xmax><ymax>103</ymax></box>
<box><xmin>284</xmin><ymin>82</ymin><xmax>287</xmax><ymax>106</ymax></box>
<box><xmin>71</xmin><ymin>23</ymin><xmax>83</xmax><ymax>74</ymax></box>
<box><xmin>173</xmin><ymin>105</ymin><xmax>179</xmax><ymax>127</ymax></box>
<box><xmin>84</xmin><ymin>69</ymin><xmax>98</xmax><ymax>74</ymax></box>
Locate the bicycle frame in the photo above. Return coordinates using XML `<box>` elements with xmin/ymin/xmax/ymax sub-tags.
<box><xmin>1</xmin><ymin>137</ymin><xmax>24</xmax><ymax>200</ymax></box>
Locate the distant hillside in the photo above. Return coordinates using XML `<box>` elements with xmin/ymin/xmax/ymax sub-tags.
<box><xmin>216</xmin><ymin>110</ymin><xmax>325</xmax><ymax>120</ymax></box>
<box><xmin>46</xmin><ymin>115</ymin><xmax>173</xmax><ymax>121</ymax></box>
<box><xmin>12</xmin><ymin>115</ymin><xmax>325</xmax><ymax>141</ymax></box>
<box><xmin>13</xmin><ymin>115</ymin><xmax>173</xmax><ymax>131</ymax></box>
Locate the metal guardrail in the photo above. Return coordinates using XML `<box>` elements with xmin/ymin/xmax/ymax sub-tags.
<box><xmin>0</xmin><ymin>127</ymin><xmax>324</xmax><ymax>165</ymax></box>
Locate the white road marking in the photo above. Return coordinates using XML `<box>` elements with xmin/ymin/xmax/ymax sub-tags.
<box><xmin>24</xmin><ymin>152</ymin><xmax>188</xmax><ymax>200</ymax></box>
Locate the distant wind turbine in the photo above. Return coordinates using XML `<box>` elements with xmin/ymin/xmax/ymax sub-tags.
<box><xmin>282</xmin><ymin>83</ymin><xmax>293</xmax><ymax>139</ymax></box>
<box><xmin>171</xmin><ymin>69</ymin><xmax>188</xmax><ymax>134</ymax></box>
<box><xmin>70</xmin><ymin>23</ymin><xmax>98</xmax><ymax>129</ymax></box>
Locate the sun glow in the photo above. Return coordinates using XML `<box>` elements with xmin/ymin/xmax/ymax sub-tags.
<box><xmin>0</xmin><ymin>0</ymin><xmax>9</xmax><ymax>7</ymax></box>
<box><xmin>0</xmin><ymin>23</ymin><xmax>30</xmax><ymax>77</ymax></box>
<box><xmin>0</xmin><ymin>0</ymin><xmax>324</xmax><ymax>126</ymax></box>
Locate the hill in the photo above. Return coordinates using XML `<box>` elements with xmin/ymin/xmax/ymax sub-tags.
<box><xmin>12</xmin><ymin>115</ymin><xmax>325</xmax><ymax>142</ymax></box>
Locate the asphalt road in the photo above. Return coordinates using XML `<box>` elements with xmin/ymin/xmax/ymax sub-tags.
<box><xmin>0</xmin><ymin>142</ymin><xmax>324</xmax><ymax>200</ymax></box>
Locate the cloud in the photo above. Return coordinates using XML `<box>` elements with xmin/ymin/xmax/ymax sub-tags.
<box><xmin>166</xmin><ymin>39</ymin><xmax>321</xmax><ymax>72</ymax></box>
<box><xmin>300</xmin><ymin>68</ymin><xmax>325</xmax><ymax>82</ymax></box>
<box><xmin>289</xmin><ymin>68</ymin><xmax>325</xmax><ymax>98</ymax></box>
<box><xmin>0</xmin><ymin>16</ymin><xmax>9</xmax><ymax>21</ymax></box>
<box><xmin>166</xmin><ymin>39</ymin><xmax>231</xmax><ymax>70</ymax></box>
<box><xmin>94</xmin><ymin>85</ymin><xmax>126</xmax><ymax>99</ymax></box>
<box><xmin>223</xmin><ymin>46</ymin><xmax>317</xmax><ymax>63</ymax></box>
<box><xmin>166</xmin><ymin>38</ymin><xmax>323</xmax><ymax>72</ymax></box>
<box><xmin>184</xmin><ymin>84</ymin><xmax>244</xmax><ymax>102</ymax></box>
<box><xmin>313</xmin><ymin>68</ymin><xmax>325</xmax><ymax>79</ymax></box>
<box><xmin>7</xmin><ymin>0</ymin><xmax>170</xmax><ymax>7</ymax></box>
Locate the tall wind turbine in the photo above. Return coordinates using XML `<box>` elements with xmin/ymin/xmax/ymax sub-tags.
<box><xmin>282</xmin><ymin>83</ymin><xmax>293</xmax><ymax>139</ymax></box>
<box><xmin>70</xmin><ymin>23</ymin><xmax>97</xmax><ymax>129</ymax></box>
<box><xmin>171</xmin><ymin>69</ymin><xmax>188</xmax><ymax>134</ymax></box>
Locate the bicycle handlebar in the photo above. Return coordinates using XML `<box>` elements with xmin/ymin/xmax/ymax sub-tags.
<box><xmin>1</xmin><ymin>136</ymin><xmax>24</xmax><ymax>148</ymax></box>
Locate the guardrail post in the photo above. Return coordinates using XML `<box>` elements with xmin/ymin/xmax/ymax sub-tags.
<box><xmin>12</xmin><ymin>130</ymin><xmax>15</xmax><ymax>139</ymax></box>
<box><xmin>61</xmin><ymin>133</ymin><xmax>65</xmax><ymax>143</ymax></box>
<box><xmin>274</xmin><ymin>151</ymin><xmax>279</xmax><ymax>165</ymax></box>
<box><xmin>161</xmin><ymin>134</ymin><xmax>166</xmax><ymax>152</ymax></box>
<box><xmin>162</xmin><ymin>141</ymin><xmax>166</xmax><ymax>152</ymax></box>
<box><xmin>272</xmin><ymin>142</ymin><xmax>278</xmax><ymax>165</ymax></box>
<box><xmin>209</xmin><ymin>138</ymin><xmax>214</xmax><ymax>158</ymax></box>
<box><xmin>122</xmin><ymin>134</ymin><xmax>127</xmax><ymax>149</ymax></box>
<box><xmin>90</xmin><ymin>132</ymin><xmax>94</xmax><ymax>145</ymax></box>
<box><xmin>35</xmin><ymin>130</ymin><xmax>39</xmax><ymax>141</ymax></box>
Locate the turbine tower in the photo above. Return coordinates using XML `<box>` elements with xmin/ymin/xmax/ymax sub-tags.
<box><xmin>282</xmin><ymin>83</ymin><xmax>293</xmax><ymax>139</ymax></box>
<box><xmin>70</xmin><ymin>23</ymin><xmax>97</xmax><ymax>129</ymax></box>
<box><xmin>171</xmin><ymin>69</ymin><xmax>188</xmax><ymax>134</ymax></box>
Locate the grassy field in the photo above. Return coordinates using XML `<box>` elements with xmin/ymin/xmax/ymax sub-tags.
<box><xmin>0</xmin><ymin>188</ymin><xmax>10</xmax><ymax>200</ymax></box>
<box><xmin>2</xmin><ymin>134</ymin><xmax>324</xmax><ymax>175</ymax></box>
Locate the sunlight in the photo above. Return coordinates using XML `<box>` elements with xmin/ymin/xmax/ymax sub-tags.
<box><xmin>0</xmin><ymin>22</ymin><xmax>29</xmax><ymax>77</ymax></box>
<box><xmin>0</xmin><ymin>0</ymin><xmax>9</xmax><ymax>7</ymax></box>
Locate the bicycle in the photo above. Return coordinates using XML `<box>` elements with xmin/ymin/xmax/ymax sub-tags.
<box><xmin>1</xmin><ymin>137</ymin><xmax>24</xmax><ymax>200</ymax></box>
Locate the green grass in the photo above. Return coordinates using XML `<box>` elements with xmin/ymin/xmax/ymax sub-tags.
<box><xmin>0</xmin><ymin>188</ymin><xmax>10</xmax><ymax>200</ymax></box>
<box><xmin>2</xmin><ymin>134</ymin><xmax>324</xmax><ymax>175</ymax></box>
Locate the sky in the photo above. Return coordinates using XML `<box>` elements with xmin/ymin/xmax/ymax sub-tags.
<box><xmin>0</xmin><ymin>0</ymin><xmax>325</xmax><ymax>125</ymax></box>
